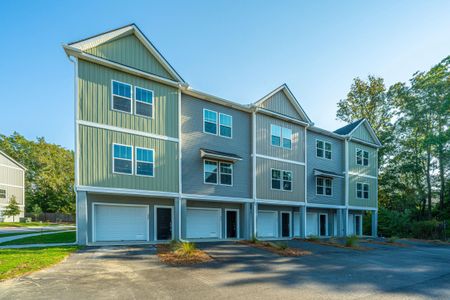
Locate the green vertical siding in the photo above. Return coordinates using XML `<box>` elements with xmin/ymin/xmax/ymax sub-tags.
<box><xmin>348</xmin><ymin>176</ymin><xmax>377</xmax><ymax>208</ymax></box>
<box><xmin>259</xmin><ymin>90</ymin><xmax>305</xmax><ymax>121</ymax></box>
<box><xmin>84</xmin><ymin>34</ymin><xmax>175</xmax><ymax>80</ymax></box>
<box><xmin>78</xmin><ymin>60</ymin><xmax>179</xmax><ymax>138</ymax></box>
<box><xmin>348</xmin><ymin>141</ymin><xmax>378</xmax><ymax>177</ymax></box>
<box><xmin>352</xmin><ymin>123</ymin><xmax>377</xmax><ymax>144</ymax></box>
<box><xmin>79</xmin><ymin>125</ymin><xmax>179</xmax><ymax>192</ymax></box>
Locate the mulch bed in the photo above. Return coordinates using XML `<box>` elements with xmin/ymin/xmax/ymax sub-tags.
<box><xmin>240</xmin><ymin>241</ymin><xmax>312</xmax><ymax>257</ymax></box>
<box><xmin>360</xmin><ymin>239</ymin><xmax>410</xmax><ymax>248</ymax></box>
<box><xmin>301</xmin><ymin>238</ymin><xmax>372</xmax><ymax>251</ymax></box>
<box><xmin>156</xmin><ymin>244</ymin><xmax>212</xmax><ymax>265</ymax></box>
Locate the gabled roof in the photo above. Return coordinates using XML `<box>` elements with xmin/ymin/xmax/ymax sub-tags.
<box><xmin>334</xmin><ymin>118</ymin><xmax>382</xmax><ymax>147</ymax></box>
<box><xmin>66</xmin><ymin>23</ymin><xmax>186</xmax><ymax>84</ymax></box>
<box><xmin>0</xmin><ymin>150</ymin><xmax>27</xmax><ymax>170</ymax></box>
<box><xmin>253</xmin><ymin>84</ymin><xmax>313</xmax><ymax>124</ymax></box>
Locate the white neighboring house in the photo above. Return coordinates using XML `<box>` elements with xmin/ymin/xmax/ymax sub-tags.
<box><xmin>0</xmin><ymin>150</ymin><xmax>26</xmax><ymax>222</ymax></box>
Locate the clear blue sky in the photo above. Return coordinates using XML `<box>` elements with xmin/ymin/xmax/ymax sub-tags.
<box><xmin>1</xmin><ymin>0</ymin><xmax>449</xmax><ymax>150</ymax></box>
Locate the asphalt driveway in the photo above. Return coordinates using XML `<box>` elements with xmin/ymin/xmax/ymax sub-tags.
<box><xmin>0</xmin><ymin>240</ymin><xmax>449</xmax><ymax>299</ymax></box>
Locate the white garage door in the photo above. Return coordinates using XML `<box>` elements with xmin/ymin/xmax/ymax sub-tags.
<box><xmin>186</xmin><ymin>208</ymin><xmax>221</xmax><ymax>238</ymax></box>
<box><xmin>94</xmin><ymin>204</ymin><xmax>148</xmax><ymax>242</ymax></box>
<box><xmin>257</xmin><ymin>211</ymin><xmax>278</xmax><ymax>238</ymax></box>
<box><xmin>293</xmin><ymin>212</ymin><xmax>300</xmax><ymax>237</ymax></box>
<box><xmin>306</xmin><ymin>213</ymin><xmax>318</xmax><ymax>236</ymax></box>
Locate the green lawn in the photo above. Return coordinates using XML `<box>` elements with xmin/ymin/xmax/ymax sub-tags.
<box><xmin>0</xmin><ymin>231</ymin><xmax>59</xmax><ymax>238</ymax></box>
<box><xmin>0</xmin><ymin>231</ymin><xmax>76</xmax><ymax>246</ymax></box>
<box><xmin>0</xmin><ymin>222</ymin><xmax>63</xmax><ymax>228</ymax></box>
<box><xmin>0</xmin><ymin>246</ymin><xmax>78</xmax><ymax>281</ymax></box>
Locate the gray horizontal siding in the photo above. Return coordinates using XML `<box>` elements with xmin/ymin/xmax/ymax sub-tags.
<box><xmin>181</xmin><ymin>94</ymin><xmax>252</xmax><ymax>198</ymax></box>
<box><xmin>307</xmin><ymin>131</ymin><xmax>345</xmax><ymax>206</ymax></box>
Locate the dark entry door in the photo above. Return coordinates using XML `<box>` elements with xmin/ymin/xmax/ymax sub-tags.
<box><xmin>319</xmin><ymin>214</ymin><xmax>327</xmax><ymax>236</ymax></box>
<box><xmin>226</xmin><ymin>210</ymin><xmax>238</xmax><ymax>238</ymax></box>
<box><xmin>355</xmin><ymin>215</ymin><xmax>361</xmax><ymax>236</ymax></box>
<box><xmin>156</xmin><ymin>207</ymin><xmax>172</xmax><ymax>240</ymax></box>
<box><xmin>281</xmin><ymin>212</ymin><xmax>290</xmax><ymax>237</ymax></box>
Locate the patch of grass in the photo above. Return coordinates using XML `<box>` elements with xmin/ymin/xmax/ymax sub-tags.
<box><xmin>387</xmin><ymin>236</ymin><xmax>399</xmax><ymax>243</ymax></box>
<box><xmin>307</xmin><ymin>235</ymin><xmax>319</xmax><ymax>241</ymax></box>
<box><xmin>241</xmin><ymin>241</ymin><xmax>312</xmax><ymax>257</ymax></box>
<box><xmin>345</xmin><ymin>235</ymin><xmax>359</xmax><ymax>247</ymax></box>
<box><xmin>0</xmin><ymin>231</ymin><xmax>76</xmax><ymax>246</ymax></box>
<box><xmin>0</xmin><ymin>231</ymin><xmax>55</xmax><ymax>238</ymax></box>
<box><xmin>0</xmin><ymin>246</ymin><xmax>78</xmax><ymax>281</ymax></box>
<box><xmin>249</xmin><ymin>234</ymin><xmax>259</xmax><ymax>243</ymax></box>
<box><xmin>157</xmin><ymin>241</ymin><xmax>212</xmax><ymax>265</ymax></box>
<box><xmin>0</xmin><ymin>222</ymin><xmax>66</xmax><ymax>228</ymax></box>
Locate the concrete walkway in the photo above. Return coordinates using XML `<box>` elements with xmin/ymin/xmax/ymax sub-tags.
<box><xmin>0</xmin><ymin>225</ymin><xmax>75</xmax><ymax>235</ymax></box>
<box><xmin>0</xmin><ymin>230</ymin><xmax>75</xmax><ymax>244</ymax></box>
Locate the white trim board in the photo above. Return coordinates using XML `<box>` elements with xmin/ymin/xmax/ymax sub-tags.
<box><xmin>0</xmin><ymin>183</ymin><xmax>24</xmax><ymax>189</ymax></box>
<box><xmin>77</xmin><ymin>185</ymin><xmax>179</xmax><ymax>198</ymax></box>
<box><xmin>77</xmin><ymin>120</ymin><xmax>179</xmax><ymax>143</ymax></box>
<box><xmin>346</xmin><ymin>172</ymin><xmax>378</xmax><ymax>180</ymax></box>
<box><xmin>255</xmin><ymin>154</ymin><xmax>305</xmax><ymax>166</ymax></box>
<box><xmin>256</xmin><ymin>198</ymin><xmax>304</xmax><ymax>206</ymax></box>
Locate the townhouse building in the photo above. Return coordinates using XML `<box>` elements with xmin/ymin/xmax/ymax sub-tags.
<box><xmin>64</xmin><ymin>24</ymin><xmax>381</xmax><ymax>245</ymax></box>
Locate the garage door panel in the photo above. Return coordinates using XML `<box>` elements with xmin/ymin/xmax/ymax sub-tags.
<box><xmin>186</xmin><ymin>208</ymin><xmax>221</xmax><ymax>239</ymax></box>
<box><xmin>257</xmin><ymin>211</ymin><xmax>278</xmax><ymax>238</ymax></box>
<box><xmin>306</xmin><ymin>213</ymin><xmax>318</xmax><ymax>236</ymax></box>
<box><xmin>94</xmin><ymin>204</ymin><xmax>148</xmax><ymax>242</ymax></box>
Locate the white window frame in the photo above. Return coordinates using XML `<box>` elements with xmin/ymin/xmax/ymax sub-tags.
<box><xmin>0</xmin><ymin>188</ymin><xmax>7</xmax><ymax>199</ymax></box>
<box><xmin>219</xmin><ymin>113</ymin><xmax>233</xmax><ymax>139</ymax></box>
<box><xmin>203</xmin><ymin>159</ymin><xmax>218</xmax><ymax>185</ymax></box>
<box><xmin>154</xmin><ymin>205</ymin><xmax>174</xmax><ymax>241</ymax></box>
<box><xmin>134</xmin><ymin>86</ymin><xmax>154</xmax><ymax>118</ymax></box>
<box><xmin>203</xmin><ymin>109</ymin><xmax>218</xmax><ymax>136</ymax></box>
<box><xmin>135</xmin><ymin>147</ymin><xmax>155</xmax><ymax>178</ymax></box>
<box><xmin>219</xmin><ymin>161</ymin><xmax>233</xmax><ymax>186</ymax></box>
<box><xmin>271</xmin><ymin>168</ymin><xmax>293</xmax><ymax>192</ymax></box>
<box><xmin>316</xmin><ymin>177</ymin><xmax>333</xmax><ymax>196</ymax></box>
<box><xmin>111</xmin><ymin>80</ymin><xmax>133</xmax><ymax>114</ymax></box>
<box><xmin>356</xmin><ymin>148</ymin><xmax>369</xmax><ymax>166</ymax></box>
<box><xmin>356</xmin><ymin>182</ymin><xmax>369</xmax><ymax>199</ymax></box>
<box><xmin>112</xmin><ymin>143</ymin><xmax>133</xmax><ymax>175</ymax></box>
<box><xmin>224</xmin><ymin>208</ymin><xmax>240</xmax><ymax>239</ymax></box>
<box><xmin>316</xmin><ymin>139</ymin><xmax>332</xmax><ymax>160</ymax></box>
<box><xmin>270</xmin><ymin>124</ymin><xmax>292</xmax><ymax>150</ymax></box>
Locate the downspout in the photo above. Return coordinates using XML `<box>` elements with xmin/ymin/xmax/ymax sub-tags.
<box><xmin>252</xmin><ymin>110</ymin><xmax>257</xmax><ymax>238</ymax></box>
<box><xmin>344</xmin><ymin>137</ymin><xmax>350</xmax><ymax>236</ymax></box>
<box><xmin>177</xmin><ymin>85</ymin><xmax>188</xmax><ymax>243</ymax></box>
<box><xmin>68</xmin><ymin>55</ymin><xmax>79</xmax><ymax>244</ymax></box>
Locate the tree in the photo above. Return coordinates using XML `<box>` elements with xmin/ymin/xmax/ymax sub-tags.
<box><xmin>31</xmin><ymin>204</ymin><xmax>43</xmax><ymax>221</ymax></box>
<box><xmin>3</xmin><ymin>195</ymin><xmax>21</xmax><ymax>222</ymax></box>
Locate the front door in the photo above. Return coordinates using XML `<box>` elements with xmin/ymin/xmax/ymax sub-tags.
<box><xmin>156</xmin><ymin>207</ymin><xmax>172</xmax><ymax>240</ymax></box>
<box><xmin>319</xmin><ymin>214</ymin><xmax>327</xmax><ymax>236</ymax></box>
<box><xmin>226</xmin><ymin>210</ymin><xmax>238</xmax><ymax>238</ymax></box>
<box><xmin>355</xmin><ymin>215</ymin><xmax>362</xmax><ymax>236</ymax></box>
<box><xmin>281</xmin><ymin>212</ymin><xmax>291</xmax><ymax>237</ymax></box>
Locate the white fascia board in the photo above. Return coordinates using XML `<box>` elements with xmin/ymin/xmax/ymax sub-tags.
<box><xmin>256</xmin><ymin>198</ymin><xmax>305</xmax><ymax>206</ymax></box>
<box><xmin>182</xmin><ymin>88</ymin><xmax>251</xmax><ymax>112</ymax></box>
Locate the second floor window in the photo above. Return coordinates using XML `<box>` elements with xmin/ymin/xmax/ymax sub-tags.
<box><xmin>204</xmin><ymin>160</ymin><xmax>233</xmax><ymax>185</ymax></box>
<box><xmin>271</xmin><ymin>169</ymin><xmax>292</xmax><ymax>191</ymax></box>
<box><xmin>113</xmin><ymin>144</ymin><xmax>133</xmax><ymax>175</ymax></box>
<box><xmin>204</xmin><ymin>109</ymin><xmax>218</xmax><ymax>135</ymax></box>
<box><xmin>316</xmin><ymin>177</ymin><xmax>332</xmax><ymax>196</ymax></box>
<box><xmin>136</xmin><ymin>147</ymin><xmax>154</xmax><ymax>177</ymax></box>
<box><xmin>271</xmin><ymin>125</ymin><xmax>292</xmax><ymax>149</ymax></box>
<box><xmin>316</xmin><ymin>140</ymin><xmax>332</xmax><ymax>159</ymax></box>
<box><xmin>203</xmin><ymin>109</ymin><xmax>233</xmax><ymax>138</ymax></box>
<box><xmin>0</xmin><ymin>189</ymin><xmax>6</xmax><ymax>199</ymax></box>
<box><xmin>357</xmin><ymin>182</ymin><xmax>369</xmax><ymax>199</ymax></box>
<box><xmin>135</xmin><ymin>87</ymin><xmax>153</xmax><ymax>118</ymax></box>
<box><xmin>112</xmin><ymin>81</ymin><xmax>132</xmax><ymax>113</ymax></box>
<box><xmin>356</xmin><ymin>149</ymin><xmax>369</xmax><ymax>166</ymax></box>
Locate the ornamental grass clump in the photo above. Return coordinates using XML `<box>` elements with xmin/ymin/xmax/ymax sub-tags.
<box><xmin>345</xmin><ymin>235</ymin><xmax>359</xmax><ymax>248</ymax></box>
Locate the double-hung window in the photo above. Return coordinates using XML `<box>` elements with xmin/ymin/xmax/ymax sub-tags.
<box><xmin>316</xmin><ymin>140</ymin><xmax>332</xmax><ymax>159</ymax></box>
<box><xmin>356</xmin><ymin>148</ymin><xmax>369</xmax><ymax>166</ymax></box>
<box><xmin>271</xmin><ymin>125</ymin><xmax>292</xmax><ymax>149</ymax></box>
<box><xmin>204</xmin><ymin>109</ymin><xmax>218</xmax><ymax>135</ymax></box>
<box><xmin>0</xmin><ymin>189</ymin><xmax>6</xmax><ymax>199</ymax></box>
<box><xmin>219</xmin><ymin>113</ymin><xmax>232</xmax><ymax>138</ymax></box>
<box><xmin>135</xmin><ymin>147</ymin><xmax>154</xmax><ymax>177</ymax></box>
<box><xmin>113</xmin><ymin>144</ymin><xmax>133</xmax><ymax>175</ymax></box>
<box><xmin>271</xmin><ymin>169</ymin><xmax>292</xmax><ymax>191</ymax></box>
<box><xmin>112</xmin><ymin>81</ymin><xmax>132</xmax><ymax>113</ymax></box>
<box><xmin>135</xmin><ymin>87</ymin><xmax>153</xmax><ymax>118</ymax></box>
<box><xmin>356</xmin><ymin>183</ymin><xmax>369</xmax><ymax>199</ymax></box>
<box><xmin>204</xmin><ymin>160</ymin><xmax>233</xmax><ymax>185</ymax></box>
<box><xmin>316</xmin><ymin>177</ymin><xmax>332</xmax><ymax>196</ymax></box>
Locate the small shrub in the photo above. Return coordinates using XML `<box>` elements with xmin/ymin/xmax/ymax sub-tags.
<box><xmin>169</xmin><ymin>239</ymin><xmax>181</xmax><ymax>251</ymax></box>
<box><xmin>345</xmin><ymin>235</ymin><xmax>359</xmax><ymax>247</ymax></box>
<box><xmin>175</xmin><ymin>242</ymin><xmax>197</xmax><ymax>256</ymax></box>
<box><xmin>307</xmin><ymin>235</ymin><xmax>319</xmax><ymax>241</ymax></box>
<box><xmin>411</xmin><ymin>220</ymin><xmax>440</xmax><ymax>239</ymax></box>
<box><xmin>250</xmin><ymin>234</ymin><xmax>259</xmax><ymax>244</ymax></box>
<box><xmin>271</xmin><ymin>242</ymin><xmax>288</xmax><ymax>250</ymax></box>
<box><xmin>387</xmin><ymin>236</ymin><xmax>398</xmax><ymax>243</ymax></box>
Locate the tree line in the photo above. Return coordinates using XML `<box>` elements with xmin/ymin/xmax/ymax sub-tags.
<box><xmin>337</xmin><ymin>56</ymin><xmax>449</xmax><ymax>238</ymax></box>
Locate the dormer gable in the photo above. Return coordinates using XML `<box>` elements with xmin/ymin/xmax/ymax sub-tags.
<box><xmin>334</xmin><ymin>119</ymin><xmax>382</xmax><ymax>147</ymax></box>
<box><xmin>253</xmin><ymin>84</ymin><xmax>312</xmax><ymax>124</ymax></box>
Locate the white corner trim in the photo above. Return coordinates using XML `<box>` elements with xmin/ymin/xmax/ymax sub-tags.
<box><xmin>77</xmin><ymin>120</ymin><xmax>179</xmax><ymax>143</ymax></box>
<box><xmin>255</xmin><ymin>154</ymin><xmax>305</xmax><ymax>166</ymax></box>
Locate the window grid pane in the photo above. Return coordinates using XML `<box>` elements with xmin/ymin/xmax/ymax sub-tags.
<box><xmin>136</xmin><ymin>87</ymin><xmax>153</xmax><ymax>104</ymax></box>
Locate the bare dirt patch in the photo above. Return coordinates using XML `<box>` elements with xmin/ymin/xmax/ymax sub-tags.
<box><xmin>240</xmin><ymin>241</ymin><xmax>312</xmax><ymax>257</ymax></box>
<box><xmin>157</xmin><ymin>244</ymin><xmax>212</xmax><ymax>265</ymax></box>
